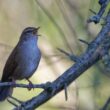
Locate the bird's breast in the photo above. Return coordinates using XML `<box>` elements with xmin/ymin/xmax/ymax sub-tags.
<box><xmin>14</xmin><ymin>38</ymin><xmax>41</xmax><ymax>79</ymax></box>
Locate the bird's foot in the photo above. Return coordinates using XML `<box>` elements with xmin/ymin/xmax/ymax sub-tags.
<box><xmin>26</xmin><ymin>79</ymin><xmax>34</xmax><ymax>90</ymax></box>
<box><xmin>28</xmin><ymin>82</ymin><xmax>34</xmax><ymax>91</ymax></box>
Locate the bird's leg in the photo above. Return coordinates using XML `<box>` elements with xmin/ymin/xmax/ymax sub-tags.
<box><xmin>26</xmin><ymin>78</ymin><xmax>34</xmax><ymax>90</ymax></box>
<box><xmin>8</xmin><ymin>77</ymin><xmax>16</xmax><ymax>89</ymax></box>
<box><xmin>12</xmin><ymin>78</ymin><xmax>16</xmax><ymax>86</ymax></box>
<box><xmin>9</xmin><ymin>77</ymin><xmax>15</xmax><ymax>83</ymax></box>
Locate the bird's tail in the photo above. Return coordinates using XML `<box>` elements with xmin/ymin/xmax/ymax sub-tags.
<box><xmin>0</xmin><ymin>80</ymin><xmax>13</xmax><ymax>101</ymax></box>
<box><xmin>0</xmin><ymin>87</ymin><xmax>11</xmax><ymax>101</ymax></box>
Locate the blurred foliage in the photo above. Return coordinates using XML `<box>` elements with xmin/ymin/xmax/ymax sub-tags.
<box><xmin>0</xmin><ymin>0</ymin><xmax>110</xmax><ymax>110</ymax></box>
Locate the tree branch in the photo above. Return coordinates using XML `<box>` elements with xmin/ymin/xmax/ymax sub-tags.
<box><xmin>0</xmin><ymin>82</ymin><xmax>47</xmax><ymax>89</ymax></box>
<box><xmin>13</xmin><ymin>10</ymin><xmax>110</xmax><ymax>110</ymax></box>
<box><xmin>88</xmin><ymin>0</ymin><xmax>109</xmax><ymax>24</ymax></box>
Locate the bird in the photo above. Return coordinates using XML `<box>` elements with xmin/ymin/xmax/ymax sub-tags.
<box><xmin>0</xmin><ymin>27</ymin><xmax>41</xmax><ymax>101</ymax></box>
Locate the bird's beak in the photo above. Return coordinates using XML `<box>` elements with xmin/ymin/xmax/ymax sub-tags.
<box><xmin>35</xmin><ymin>27</ymin><xmax>40</xmax><ymax>33</ymax></box>
<box><xmin>36</xmin><ymin>27</ymin><xmax>41</xmax><ymax>37</ymax></box>
<box><xmin>36</xmin><ymin>26</ymin><xmax>40</xmax><ymax>31</ymax></box>
<box><xmin>33</xmin><ymin>27</ymin><xmax>40</xmax><ymax>35</ymax></box>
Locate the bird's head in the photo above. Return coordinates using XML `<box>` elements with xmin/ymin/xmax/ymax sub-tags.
<box><xmin>20</xmin><ymin>27</ymin><xmax>40</xmax><ymax>40</ymax></box>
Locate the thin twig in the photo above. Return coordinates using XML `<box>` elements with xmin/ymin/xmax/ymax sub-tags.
<box><xmin>78</xmin><ymin>39</ymin><xmax>90</xmax><ymax>45</ymax></box>
<box><xmin>57</xmin><ymin>48</ymin><xmax>79</xmax><ymax>62</ymax></box>
<box><xmin>0</xmin><ymin>82</ymin><xmax>46</xmax><ymax>89</ymax></box>
<box><xmin>64</xmin><ymin>83</ymin><xmax>68</xmax><ymax>101</ymax></box>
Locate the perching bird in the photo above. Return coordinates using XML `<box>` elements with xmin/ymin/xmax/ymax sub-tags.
<box><xmin>0</xmin><ymin>27</ymin><xmax>41</xmax><ymax>101</ymax></box>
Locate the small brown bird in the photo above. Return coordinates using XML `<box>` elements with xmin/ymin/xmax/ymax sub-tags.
<box><xmin>0</xmin><ymin>27</ymin><xmax>41</xmax><ymax>101</ymax></box>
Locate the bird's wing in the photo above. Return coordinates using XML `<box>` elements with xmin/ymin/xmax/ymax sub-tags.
<box><xmin>1</xmin><ymin>45</ymin><xmax>18</xmax><ymax>82</ymax></box>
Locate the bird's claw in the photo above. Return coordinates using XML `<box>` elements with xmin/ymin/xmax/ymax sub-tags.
<box><xmin>28</xmin><ymin>82</ymin><xmax>34</xmax><ymax>91</ymax></box>
<box><xmin>26</xmin><ymin>79</ymin><xmax>34</xmax><ymax>90</ymax></box>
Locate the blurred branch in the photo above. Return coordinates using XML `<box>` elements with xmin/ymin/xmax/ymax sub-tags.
<box><xmin>65</xmin><ymin>0</ymin><xmax>95</xmax><ymax>38</ymax></box>
<box><xmin>0</xmin><ymin>42</ymin><xmax>13</xmax><ymax>48</ymax></box>
<box><xmin>13</xmin><ymin>10</ymin><xmax>110</xmax><ymax>110</ymax></box>
<box><xmin>56</xmin><ymin>0</ymin><xmax>83</xmax><ymax>52</ymax></box>
<box><xmin>101</xmin><ymin>97</ymin><xmax>110</xmax><ymax>110</ymax></box>
<box><xmin>56</xmin><ymin>0</ymin><xmax>78</xmax><ymax>38</ymax></box>
<box><xmin>35</xmin><ymin>0</ymin><xmax>73</xmax><ymax>53</ymax></box>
